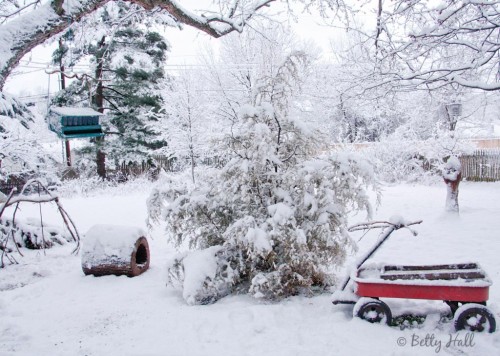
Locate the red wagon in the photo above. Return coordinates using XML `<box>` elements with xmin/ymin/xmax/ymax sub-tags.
<box><xmin>332</xmin><ymin>220</ymin><xmax>496</xmax><ymax>333</ymax></box>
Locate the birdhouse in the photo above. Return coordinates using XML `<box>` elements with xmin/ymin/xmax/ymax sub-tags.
<box><xmin>446</xmin><ymin>103</ymin><xmax>462</xmax><ymax>117</ymax></box>
<box><xmin>48</xmin><ymin>107</ymin><xmax>104</xmax><ymax>139</ymax></box>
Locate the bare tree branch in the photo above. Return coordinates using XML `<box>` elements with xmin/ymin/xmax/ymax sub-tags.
<box><xmin>0</xmin><ymin>179</ymin><xmax>81</xmax><ymax>266</ymax></box>
<box><xmin>0</xmin><ymin>0</ymin><xmax>42</xmax><ymax>23</ymax></box>
<box><xmin>375</xmin><ymin>1</ymin><xmax>500</xmax><ymax>91</ymax></box>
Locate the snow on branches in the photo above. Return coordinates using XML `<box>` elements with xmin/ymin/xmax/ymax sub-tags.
<box><xmin>375</xmin><ymin>0</ymin><xmax>500</xmax><ymax>90</ymax></box>
<box><xmin>0</xmin><ymin>0</ymin><xmax>278</xmax><ymax>89</ymax></box>
<box><xmin>0</xmin><ymin>92</ymin><xmax>57</xmax><ymax>181</ymax></box>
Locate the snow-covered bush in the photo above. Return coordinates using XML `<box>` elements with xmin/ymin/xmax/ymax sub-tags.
<box><xmin>149</xmin><ymin>103</ymin><xmax>378</xmax><ymax>303</ymax></box>
<box><xmin>56</xmin><ymin>173</ymin><xmax>154</xmax><ymax>198</ymax></box>
<box><xmin>167</xmin><ymin>246</ymin><xmax>244</xmax><ymax>305</ymax></box>
<box><xmin>0</xmin><ymin>92</ymin><xmax>33</xmax><ymax>131</ymax></box>
<box><xmin>0</xmin><ymin>218</ymin><xmax>72</xmax><ymax>250</ymax></box>
<box><xmin>359</xmin><ymin>136</ymin><xmax>474</xmax><ymax>184</ymax></box>
<box><xmin>148</xmin><ymin>32</ymin><xmax>378</xmax><ymax>303</ymax></box>
<box><xmin>1</xmin><ymin>93</ymin><xmax>59</xmax><ymax>186</ymax></box>
<box><xmin>358</xmin><ymin>140</ymin><xmax>438</xmax><ymax>183</ymax></box>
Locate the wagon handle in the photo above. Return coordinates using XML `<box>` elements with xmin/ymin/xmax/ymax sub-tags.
<box><xmin>338</xmin><ymin>219</ymin><xmax>423</xmax><ymax>292</ymax></box>
<box><xmin>348</xmin><ymin>220</ymin><xmax>423</xmax><ymax>233</ymax></box>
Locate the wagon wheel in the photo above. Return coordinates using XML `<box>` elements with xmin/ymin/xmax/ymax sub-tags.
<box><xmin>354</xmin><ymin>298</ymin><xmax>392</xmax><ymax>325</ymax></box>
<box><xmin>445</xmin><ymin>301</ymin><xmax>485</xmax><ymax>317</ymax></box>
<box><xmin>454</xmin><ymin>303</ymin><xmax>496</xmax><ymax>333</ymax></box>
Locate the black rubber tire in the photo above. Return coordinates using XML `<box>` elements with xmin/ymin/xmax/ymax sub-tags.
<box><xmin>355</xmin><ymin>298</ymin><xmax>392</xmax><ymax>325</ymax></box>
<box><xmin>454</xmin><ymin>304</ymin><xmax>496</xmax><ymax>333</ymax></box>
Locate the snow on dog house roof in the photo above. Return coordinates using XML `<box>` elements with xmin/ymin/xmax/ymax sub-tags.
<box><xmin>50</xmin><ymin>107</ymin><xmax>104</xmax><ymax>117</ymax></box>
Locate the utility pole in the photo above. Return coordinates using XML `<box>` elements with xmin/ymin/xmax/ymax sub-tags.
<box><xmin>95</xmin><ymin>36</ymin><xmax>106</xmax><ymax>179</ymax></box>
<box><xmin>57</xmin><ymin>38</ymin><xmax>72</xmax><ymax>166</ymax></box>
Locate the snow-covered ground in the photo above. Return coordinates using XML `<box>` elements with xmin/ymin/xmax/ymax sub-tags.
<box><xmin>1</xmin><ymin>181</ymin><xmax>500</xmax><ymax>355</ymax></box>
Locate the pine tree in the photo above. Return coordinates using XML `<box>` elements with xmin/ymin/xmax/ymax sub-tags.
<box><xmin>51</xmin><ymin>2</ymin><xmax>170</xmax><ymax>171</ymax></box>
<box><xmin>1</xmin><ymin>93</ymin><xmax>57</xmax><ymax>183</ymax></box>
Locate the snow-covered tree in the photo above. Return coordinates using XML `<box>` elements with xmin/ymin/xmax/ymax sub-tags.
<box><xmin>51</xmin><ymin>2</ymin><xmax>170</xmax><ymax>165</ymax></box>
<box><xmin>149</xmin><ymin>107</ymin><xmax>377</xmax><ymax>304</ymax></box>
<box><xmin>0</xmin><ymin>93</ymin><xmax>57</xmax><ymax>183</ymax></box>
<box><xmin>148</xmin><ymin>29</ymin><xmax>378</xmax><ymax>303</ymax></box>
<box><xmin>296</xmin><ymin>23</ymin><xmax>425</xmax><ymax>145</ymax></box>
<box><xmin>160</xmin><ymin>68</ymin><xmax>217</xmax><ymax>183</ymax></box>
<box><xmin>338</xmin><ymin>0</ymin><xmax>500</xmax><ymax>92</ymax></box>
<box><xmin>2</xmin><ymin>1</ymin><xmax>331</xmax><ymax>179</ymax></box>
<box><xmin>0</xmin><ymin>92</ymin><xmax>33</xmax><ymax>132</ymax></box>
<box><xmin>0</xmin><ymin>0</ymin><xmax>286</xmax><ymax>90</ymax></box>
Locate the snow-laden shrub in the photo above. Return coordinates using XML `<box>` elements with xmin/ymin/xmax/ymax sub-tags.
<box><xmin>0</xmin><ymin>92</ymin><xmax>34</xmax><ymax>131</ymax></box>
<box><xmin>167</xmin><ymin>246</ymin><xmax>245</xmax><ymax>305</ymax></box>
<box><xmin>1</xmin><ymin>93</ymin><xmax>59</xmax><ymax>185</ymax></box>
<box><xmin>0</xmin><ymin>218</ymin><xmax>73</xmax><ymax>250</ymax></box>
<box><xmin>149</xmin><ymin>104</ymin><xmax>378</xmax><ymax>303</ymax></box>
<box><xmin>359</xmin><ymin>136</ymin><xmax>474</xmax><ymax>183</ymax></box>
<box><xmin>56</xmin><ymin>174</ymin><xmax>153</xmax><ymax>198</ymax></box>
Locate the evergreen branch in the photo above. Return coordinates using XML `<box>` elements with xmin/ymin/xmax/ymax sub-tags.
<box><xmin>102</xmin><ymin>97</ymin><xmax>122</xmax><ymax>113</ymax></box>
<box><xmin>102</xmin><ymin>86</ymin><xmax>127</xmax><ymax>98</ymax></box>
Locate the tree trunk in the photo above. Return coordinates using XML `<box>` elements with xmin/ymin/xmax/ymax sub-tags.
<box><xmin>443</xmin><ymin>157</ymin><xmax>462</xmax><ymax>213</ymax></box>
<box><xmin>444</xmin><ymin>175</ymin><xmax>461</xmax><ymax>213</ymax></box>
<box><xmin>58</xmin><ymin>38</ymin><xmax>66</xmax><ymax>90</ymax></box>
<box><xmin>96</xmin><ymin>149</ymin><xmax>106</xmax><ymax>178</ymax></box>
<box><xmin>374</xmin><ymin>0</ymin><xmax>383</xmax><ymax>58</ymax></box>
